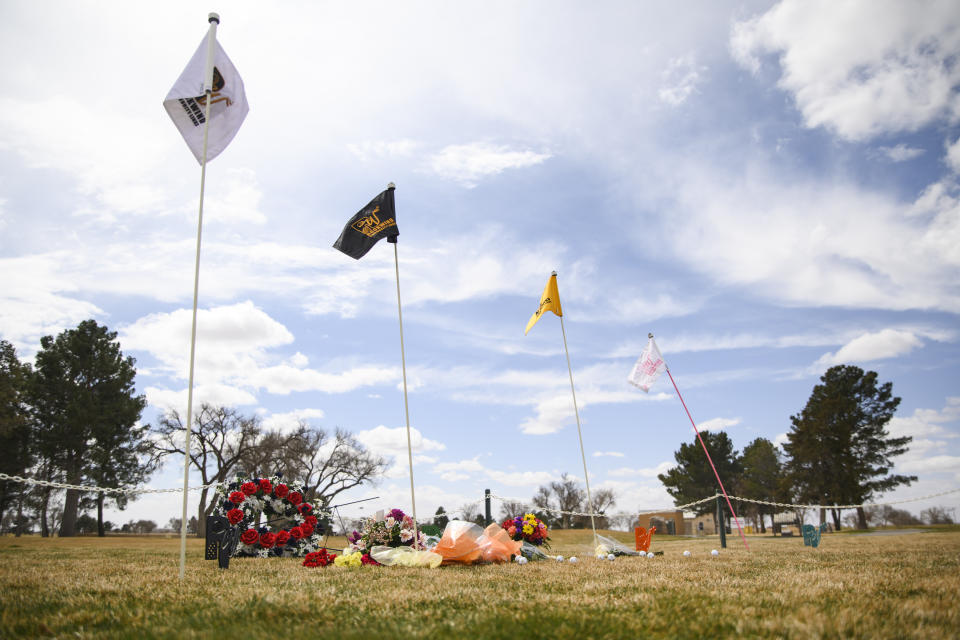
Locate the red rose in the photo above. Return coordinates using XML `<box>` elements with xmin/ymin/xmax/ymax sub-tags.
<box><xmin>259</xmin><ymin>479</ymin><xmax>272</xmax><ymax>493</ymax></box>
<box><xmin>241</xmin><ymin>481</ymin><xmax>257</xmax><ymax>496</ymax></box>
<box><xmin>276</xmin><ymin>530</ymin><xmax>291</xmax><ymax>545</ymax></box>
<box><xmin>259</xmin><ymin>532</ymin><xmax>277</xmax><ymax>548</ymax></box>
<box><xmin>289</xmin><ymin>526</ymin><xmax>304</xmax><ymax>539</ymax></box>
<box><xmin>240</xmin><ymin>528</ymin><xmax>259</xmax><ymax>545</ymax></box>
<box><xmin>298</xmin><ymin>503</ymin><xmax>312</xmax><ymax>515</ymax></box>
<box><xmin>287</xmin><ymin>491</ymin><xmax>302</xmax><ymax>506</ymax></box>
<box><xmin>305</xmin><ymin>515</ymin><xmax>318</xmax><ymax>527</ymax></box>
<box><xmin>226</xmin><ymin>508</ymin><xmax>244</xmax><ymax>525</ymax></box>
<box><xmin>361</xmin><ymin>553</ymin><xmax>380</xmax><ymax>566</ymax></box>
<box><xmin>300</xmin><ymin>522</ymin><xmax>314</xmax><ymax>536</ymax></box>
<box><xmin>303</xmin><ymin>552</ymin><xmax>320</xmax><ymax>568</ymax></box>
<box><xmin>228</xmin><ymin>491</ymin><xmax>245</xmax><ymax>505</ymax></box>
<box><xmin>274</xmin><ymin>484</ymin><xmax>289</xmax><ymax>498</ymax></box>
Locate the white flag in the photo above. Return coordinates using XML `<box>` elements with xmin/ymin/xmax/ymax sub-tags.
<box><xmin>164</xmin><ymin>35</ymin><xmax>248</xmax><ymax>164</ymax></box>
<box><xmin>628</xmin><ymin>336</ymin><xmax>666</xmax><ymax>392</ymax></box>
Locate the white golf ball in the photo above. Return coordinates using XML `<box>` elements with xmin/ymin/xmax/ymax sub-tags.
<box><xmin>606</xmin><ymin>553</ymin><xmax>615</xmax><ymax>561</ymax></box>
<box><xmin>647</xmin><ymin>552</ymin><xmax>654</xmax><ymax>559</ymax></box>
<box><xmin>683</xmin><ymin>550</ymin><xmax>691</xmax><ymax>557</ymax></box>
<box><xmin>516</xmin><ymin>556</ymin><xmax>527</xmax><ymax>564</ymax></box>
<box><xmin>569</xmin><ymin>556</ymin><xmax>578</xmax><ymax>564</ymax></box>
<box><xmin>711</xmin><ymin>549</ymin><xmax>719</xmax><ymax>557</ymax></box>
<box><xmin>556</xmin><ymin>555</ymin><xmax>564</xmax><ymax>562</ymax></box>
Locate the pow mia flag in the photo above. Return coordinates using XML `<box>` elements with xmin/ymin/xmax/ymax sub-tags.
<box><xmin>333</xmin><ymin>186</ymin><xmax>399</xmax><ymax>259</ymax></box>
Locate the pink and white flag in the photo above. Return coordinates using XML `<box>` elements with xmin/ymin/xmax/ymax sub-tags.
<box><xmin>627</xmin><ymin>336</ymin><xmax>666</xmax><ymax>392</ymax></box>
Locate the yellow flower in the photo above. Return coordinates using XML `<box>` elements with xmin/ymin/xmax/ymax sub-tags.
<box><xmin>334</xmin><ymin>551</ymin><xmax>363</xmax><ymax>567</ymax></box>
<box><xmin>522</xmin><ymin>524</ymin><xmax>534</xmax><ymax>535</ymax></box>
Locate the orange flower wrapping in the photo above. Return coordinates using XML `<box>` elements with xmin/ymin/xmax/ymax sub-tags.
<box><xmin>432</xmin><ymin>521</ymin><xmax>483</xmax><ymax>565</ymax></box>
<box><xmin>480</xmin><ymin>523</ymin><xmax>521</xmax><ymax>563</ymax></box>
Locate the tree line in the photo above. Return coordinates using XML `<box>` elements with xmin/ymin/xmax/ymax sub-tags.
<box><xmin>659</xmin><ymin>365</ymin><xmax>922</xmax><ymax>530</ymax></box>
<box><xmin>0</xmin><ymin>320</ymin><xmax>388</xmax><ymax>537</ymax></box>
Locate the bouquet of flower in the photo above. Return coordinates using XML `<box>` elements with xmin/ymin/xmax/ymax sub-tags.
<box><xmin>211</xmin><ymin>473</ymin><xmax>325</xmax><ymax>558</ymax></box>
<box><xmin>346</xmin><ymin>508</ymin><xmax>429</xmax><ymax>565</ymax></box>
<box><xmin>501</xmin><ymin>513</ymin><xmax>550</xmax><ymax>549</ymax></box>
<box><xmin>303</xmin><ymin>548</ymin><xmax>336</xmax><ymax>567</ymax></box>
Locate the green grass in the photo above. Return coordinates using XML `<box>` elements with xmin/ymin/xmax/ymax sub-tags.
<box><xmin>1</xmin><ymin>529</ymin><xmax>958</xmax><ymax>639</ymax></box>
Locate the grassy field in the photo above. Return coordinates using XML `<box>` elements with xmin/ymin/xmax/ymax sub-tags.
<box><xmin>1</xmin><ymin>528</ymin><xmax>958</xmax><ymax>639</ymax></box>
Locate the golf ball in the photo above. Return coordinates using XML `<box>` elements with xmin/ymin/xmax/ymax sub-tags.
<box><xmin>556</xmin><ymin>555</ymin><xmax>564</xmax><ymax>562</ymax></box>
<box><xmin>683</xmin><ymin>550</ymin><xmax>691</xmax><ymax>557</ymax></box>
<box><xmin>606</xmin><ymin>553</ymin><xmax>615</xmax><ymax>561</ymax></box>
<box><xmin>647</xmin><ymin>552</ymin><xmax>654</xmax><ymax>559</ymax></box>
<box><xmin>516</xmin><ymin>556</ymin><xmax>527</xmax><ymax>564</ymax></box>
<box><xmin>569</xmin><ymin>556</ymin><xmax>578</xmax><ymax>564</ymax></box>
<box><xmin>711</xmin><ymin>549</ymin><xmax>719</xmax><ymax>557</ymax></box>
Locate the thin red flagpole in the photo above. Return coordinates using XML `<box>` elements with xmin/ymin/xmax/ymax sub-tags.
<box><xmin>665</xmin><ymin>368</ymin><xmax>749</xmax><ymax>551</ymax></box>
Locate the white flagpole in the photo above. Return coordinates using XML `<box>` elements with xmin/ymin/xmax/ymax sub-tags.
<box><xmin>179</xmin><ymin>12</ymin><xmax>220</xmax><ymax>581</ymax></box>
<box><xmin>555</xmin><ymin>271</ymin><xmax>598</xmax><ymax>548</ymax></box>
<box><xmin>389</xmin><ymin>183</ymin><xmax>420</xmax><ymax>547</ymax></box>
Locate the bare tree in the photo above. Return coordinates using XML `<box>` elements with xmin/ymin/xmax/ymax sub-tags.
<box><xmin>498</xmin><ymin>500</ymin><xmax>528</xmax><ymax>522</ymax></box>
<box><xmin>921</xmin><ymin>506</ymin><xmax>954</xmax><ymax>525</ymax></box>
<box><xmin>531</xmin><ymin>486</ymin><xmax>557</xmax><ymax>527</ymax></box>
<box><xmin>459</xmin><ymin>502</ymin><xmax>483</xmax><ymax>524</ymax></box>
<box><xmin>242</xmin><ymin>422</ymin><xmax>388</xmax><ymax>508</ymax></box>
<box><xmin>150</xmin><ymin>404</ymin><xmax>262</xmax><ymax>537</ymax></box>
<box><xmin>531</xmin><ymin>473</ymin><xmax>586</xmax><ymax>529</ymax></box>
<box><xmin>576</xmin><ymin>487</ymin><xmax>616</xmax><ymax>529</ymax></box>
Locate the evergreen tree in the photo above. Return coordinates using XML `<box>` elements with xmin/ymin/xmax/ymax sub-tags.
<box><xmin>784</xmin><ymin>365</ymin><xmax>915</xmax><ymax>529</ymax></box>
<box><xmin>30</xmin><ymin>320</ymin><xmax>148</xmax><ymax>536</ymax></box>
<box><xmin>0</xmin><ymin>341</ymin><xmax>33</xmax><ymax>536</ymax></box>
<box><xmin>658</xmin><ymin>431</ymin><xmax>743</xmax><ymax>522</ymax></box>
<box><xmin>739</xmin><ymin>437</ymin><xmax>786</xmax><ymax>533</ymax></box>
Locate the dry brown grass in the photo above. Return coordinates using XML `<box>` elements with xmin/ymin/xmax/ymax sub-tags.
<box><xmin>1</xmin><ymin>528</ymin><xmax>958</xmax><ymax>639</ymax></box>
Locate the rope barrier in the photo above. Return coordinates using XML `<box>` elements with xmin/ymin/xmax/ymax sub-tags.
<box><xmin>0</xmin><ymin>472</ymin><xmax>223</xmax><ymax>495</ymax></box>
<box><xmin>2</xmin><ymin>472</ymin><xmax>957</xmax><ymax>517</ymax></box>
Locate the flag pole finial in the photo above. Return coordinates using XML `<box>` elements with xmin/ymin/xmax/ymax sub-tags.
<box><xmin>551</xmin><ymin>270</ymin><xmax>557</xmax><ymax>276</ymax></box>
<box><xmin>387</xmin><ymin>182</ymin><xmax>396</xmax><ymax>190</ymax></box>
<box><xmin>208</xmin><ymin>12</ymin><xmax>220</xmax><ymax>23</ymax></box>
<box><xmin>649</xmin><ymin>332</ymin><xmax>654</xmax><ymax>339</ymax></box>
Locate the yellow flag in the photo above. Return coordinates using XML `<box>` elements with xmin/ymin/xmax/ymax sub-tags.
<box><xmin>525</xmin><ymin>272</ymin><xmax>563</xmax><ymax>334</ymax></box>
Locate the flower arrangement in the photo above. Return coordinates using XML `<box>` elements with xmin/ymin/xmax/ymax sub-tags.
<box><xmin>501</xmin><ymin>513</ymin><xmax>550</xmax><ymax>548</ymax></box>
<box><xmin>334</xmin><ymin>550</ymin><xmax>365</xmax><ymax>567</ymax></box>
<box><xmin>211</xmin><ymin>473</ymin><xmax>325</xmax><ymax>558</ymax></box>
<box><xmin>303</xmin><ymin>549</ymin><xmax>336</xmax><ymax>567</ymax></box>
<box><xmin>346</xmin><ymin>508</ymin><xmax>428</xmax><ymax>565</ymax></box>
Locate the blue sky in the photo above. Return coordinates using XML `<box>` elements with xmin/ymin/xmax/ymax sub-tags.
<box><xmin>1</xmin><ymin>1</ymin><xmax>958</xmax><ymax>528</ymax></box>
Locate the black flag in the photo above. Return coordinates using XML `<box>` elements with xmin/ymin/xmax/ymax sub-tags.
<box><xmin>333</xmin><ymin>187</ymin><xmax>399</xmax><ymax>259</ymax></box>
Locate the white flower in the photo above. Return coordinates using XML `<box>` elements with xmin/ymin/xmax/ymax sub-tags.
<box><xmin>400</xmin><ymin>528</ymin><xmax>413</xmax><ymax>542</ymax></box>
<box><xmin>385</xmin><ymin>516</ymin><xmax>396</xmax><ymax>529</ymax></box>
<box><xmin>257</xmin><ymin>549</ymin><xmax>270</xmax><ymax>558</ymax></box>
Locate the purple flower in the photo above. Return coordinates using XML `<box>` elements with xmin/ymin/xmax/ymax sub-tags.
<box><xmin>388</xmin><ymin>508</ymin><xmax>406</xmax><ymax>521</ymax></box>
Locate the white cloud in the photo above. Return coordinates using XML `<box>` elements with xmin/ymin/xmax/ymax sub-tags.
<box><xmin>260</xmin><ymin>408</ymin><xmax>327</xmax><ymax>434</ymax></box>
<box><xmin>697</xmin><ymin>417</ymin><xmax>741</xmax><ymax>432</ymax></box>
<box><xmin>947</xmin><ymin>136</ymin><xmax>960</xmax><ymax>174</ymax></box>
<box><xmin>347</xmin><ymin>139</ymin><xmax>420</xmax><ymax>162</ymax></box>
<box><xmin>655</xmin><ymin>165</ymin><xmax>960</xmax><ymax>313</ymax></box>
<box><xmin>428</xmin><ymin>142</ymin><xmax>551</xmax><ymax>187</ymax></box>
<box><xmin>608</xmin><ymin>461</ymin><xmax>674</xmax><ymax>478</ymax></box>
<box><xmin>432</xmin><ymin>457</ymin><xmax>556</xmax><ymax>487</ymax></box>
<box><xmin>731</xmin><ymin>0</ymin><xmax>960</xmax><ymax>141</ymax></box>
<box><xmin>814</xmin><ymin>329</ymin><xmax>924</xmax><ymax>368</ymax></box>
<box><xmin>593</xmin><ymin>451</ymin><xmax>625</xmax><ymax>458</ymax></box>
<box><xmin>355</xmin><ymin>425</ymin><xmax>447</xmax><ymax>459</ymax></box>
<box><xmin>888</xmin><ymin>397</ymin><xmax>960</xmax><ymax>440</ymax></box>
<box><xmin>658</xmin><ymin>53</ymin><xmax>707</xmax><ymax>106</ymax></box>
<box><xmin>879</xmin><ymin>144</ymin><xmax>925</xmax><ymax>162</ymax></box>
